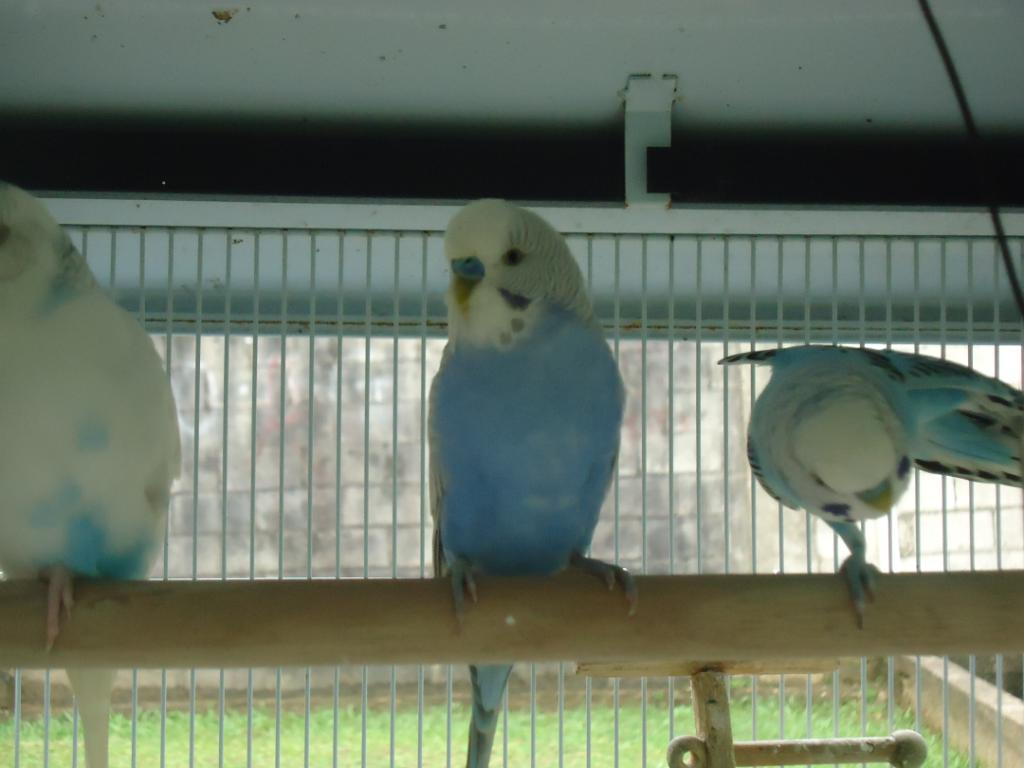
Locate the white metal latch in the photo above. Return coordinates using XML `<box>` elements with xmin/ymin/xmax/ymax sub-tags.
<box><xmin>621</xmin><ymin>74</ymin><xmax>679</xmax><ymax>208</ymax></box>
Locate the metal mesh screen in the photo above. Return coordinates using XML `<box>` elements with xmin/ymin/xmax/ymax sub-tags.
<box><xmin>3</xmin><ymin>197</ymin><xmax>1024</xmax><ymax>767</ymax></box>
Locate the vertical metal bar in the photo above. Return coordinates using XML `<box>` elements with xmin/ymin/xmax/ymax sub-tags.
<box><xmin>667</xmin><ymin>235</ymin><xmax>676</xmax><ymax>739</ymax></box>
<box><xmin>247</xmin><ymin>233</ymin><xmax>260</xmax><ymax>768</ymax></box>
<box><xmin>275</xmin><ymin>233</ymin><xmax>289</xmax><ymax>768</ymax></box>
<box><xmin>940</xmin><ymin>240</ymin><xmax>950</xmax><ymax>768</ymax></box>
<box><xmin>723</xmin><ymin>237</ymin><xmax>731</xmax><ymax>576</ymax></box>
<box><xmin>749</xmin><ymin>238</ymin><xmax>758</xmax><ymax>575</ymax></box>
<box><xmin>220</xmin><ymin>230</ymin><xmax>234</xmax><ymax>768</ymax></box>
<box><xmin>749</xmin><ymin>238</ymin><xmax>760</xmax><ymax>741</ymax></box>
<box><xmin>763</xmin><ymin>237</ymin><xmax>782</xmax><ymax>746</ymax></box>
<box><xmin>775</xmin><ymin>235</ymin><xmax>784</xmax><ymax>579</ymax></box>
<box><xmin>502</xmin><ymin>689</ymin><xmax>509</xmax><ymax>768</ymax></box>
<box><xmin>71</xmin><ymin>224</ymin><xmax>82</xmax><ymax>763</ymax></box>
<box><xmin>160</xmin><ymin>228</ymin><xmax>174</xmax><ymax>768</ymax></box>
<box><xmin>362</xmin><ymin>235</ymin><xmax>372</xmax><ymax>768</ymax></box>
<box><xmin>530</xmin><ymin>665</ymin><xmax>538</xmax><ymax>768</ymax></box>
<box><xmin>42</xmin><ymin>669</ymin><xmax>50</xmax><ymax>768</ymax></box>
<box><xmin>639</xmin><ymin>235</ymin><xmax>649</xmax><ymax>768</ymax></box>
<box><xmin>996</xmin><ymin>652</ymin><xmax>1004</xmax><ymax>768</ymax></box>
<box><xmin>884</xmin><ymin>238</ymin><xmax>896</xmax><ymax>740</ymax></box>
<box><xmin>773</xmin><ymin>236</ymin><xmax>785</xmax><ymax>745</ymax></box>
<box><xmin>787</xmin><ymin>236</ymin><xmax>810</xmax><ymax>747</ymax></box>
<box><xmin>391</xmin><ymin>236</ymin><xmax>400</xmax><ymax>768</ymax></box>
<box><xmin>912</xmin><ymin>239</ymin><xmax>922</xmax><ymax>733</ymax></box>
<box><xmin>696</xmin><ymin>239</ymin><xmax>704</xmax><ymax>578</ymax></box>
<box><xmin>558</xmin><ymin>661</ymin><xmax>565</xmax><ymax>768</ymax></box>
<box><xmin>1015</xmin><ymin>237</ymin><xmax>1024</xmax><ymax>768</ymax></box>
<box><xmin>13</xmin><ymin>670</ymin><xmax>21</xmax><ymax>768</ymax></box>
<box><xmin>993</xmin><ymin>237</ymin><xmax>1004</xmax><ymax>768</ymax></box>
<box><xmin>966</xmin><ymin>240</ymin><xmax>977</xmax><ymax>768</ymax></box>
<box><xmin>333</xmin><ymin>230</ymin><xmax>346</xmax><ymax>768</ymax></box>
<box><xmin>803</xmin><ymin>238</ymin><xmax>812</xmax><ymax>624</ymax></box>
<box><xmin>446</xmin><ymin>666</ymin><xmax>453</xmax><ymax>768</ymax></box>
<box><xmin>132</xmin><ymin>227</ymin><xmax>146</xmax><ymax>768</ymax></box>
<box><xmin>828</xmin><ymin>236</ymin><xmax>841</xmax><ymax>751</ymax></box>
<box><xmin>107</xmin><ymin>226</ymin><xmax>117</xmax><ymax>296</ymax></box>
<box><xmin>305</xmin><ymin>233</ymin><xmax>317</xmax><ymax>768</ymax></box>
<box><xmin>859</xmin><ymin>656</ymin><xmax>868</xmax><ymax>768</ymax></box>
<box><xmin>189</xmin><ymin>231</ymin><xmax>204</xmax><ymax>768</ymax></box>
<box><xmin>585</xmin><ymin>235</ymin><xmax>594</xmax><ymax>768</ymax></box>
<box><xmin>418</xmin><ymin>232</ymin><xmax>428</xmax><ymax>768</ymax></box>
<box><xmin>612</xmin><ymin>236</ymin><xmax>621</xmax><ymax>768</ymax></box>
<box><xmin>1019</xmin><ymin>239</ymin><xmax>1024</xmax><ymax>768</ymax></box>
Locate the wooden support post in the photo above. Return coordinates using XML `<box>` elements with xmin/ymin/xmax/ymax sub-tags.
<box><xmin>1</xmin><ymin>572</ymin><xmax>1023</xmax><ymax>669</ymax></box>
<box><xmin>691</xmin><ymin>671</ymin><xmax>736</xmax><ymax>768</ymax></box>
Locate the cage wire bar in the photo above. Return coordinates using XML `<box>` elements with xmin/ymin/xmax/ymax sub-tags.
<box><xmin>3</xmin><ymin>196</ymin><xmax>1024</xmax><ymax>768</ymax></box>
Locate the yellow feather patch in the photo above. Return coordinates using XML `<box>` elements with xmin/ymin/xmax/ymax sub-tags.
<box><xmin>453</xmin><ymin>275</ymin><xmax>477</xmax><ymax>312</ymax></box>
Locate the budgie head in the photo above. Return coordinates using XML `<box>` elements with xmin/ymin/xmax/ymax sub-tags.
<box><xmin>443</xmin><ymin>199</ymin><xmax>591</xmax><ymax>346</ymax></box>
<box><xmin>0</xmin><ymin>181</ymin><xmax>95</xmax><ymax>317</ymax></box>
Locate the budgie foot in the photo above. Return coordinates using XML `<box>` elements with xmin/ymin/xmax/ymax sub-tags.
<box><xmin>448</xmin><ymin>558</ymin><xmax>478</xmax><ymax>629</ymax></box>
<box><xmin>41</xmin><ymin>565</ymin><xmax>75</xmax><ymax>651</ymax></box>
<box><xmin>838</xmin><ymin>554</ymin><xmax>879</xmax><ymax>630</ymax></box>
<box><xmin>569</xmin><ymin>553</ymin><xmax>638</xmax><ymax>615</ymax></box>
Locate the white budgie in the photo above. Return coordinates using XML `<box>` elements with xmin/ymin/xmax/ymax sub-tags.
<box><xmin>0</xmin><ymin>182</ymin><xmax>181</xmax><ymax>767</ymax></box>
<box><xmin>430</xmin><ymin>200</ymin><xmax>635</xmax><ymax>768</ymax></box>
<box><xmin>722</xmin><ymin>344</ymin><xmax>1023</xmax><ymax>625</ymax></box>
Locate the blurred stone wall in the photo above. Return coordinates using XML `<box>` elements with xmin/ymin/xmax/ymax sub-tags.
<box><xmin>161</xmin><ymin>335</ymin><xmax>759</xmax><ymax>585</ymax></box>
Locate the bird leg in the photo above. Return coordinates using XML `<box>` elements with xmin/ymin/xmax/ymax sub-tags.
<box><xmin>569</xmin><ymin>552</ymin><xmax>638</xmax><ymax>615</ymax></box>
<box><xmin>827</xmin><ymin>520</ymin><xmax>879</xmax><ymax>629</ymax></box>
<box><xmin>41</xmin><ymin>564</ymin><xmax>75</xmax><ymax>651</ymax></box>
<box><xmin>447</xmin><ymin>557</ymin><xmax>478</xmax><ymax>629</ymax></box>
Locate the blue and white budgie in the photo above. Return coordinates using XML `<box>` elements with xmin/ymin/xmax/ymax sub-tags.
<box><xmin>721</xmin><ymin>344</ymin><xmax>1023</xmax><ymax>625</ymax></box>
<box><xmin>0</xmin><ymin>182</ymin><xmax>181</xmax><ymax>767</ymax></box>
<box><xmin>429</xmin><ymin>200</ymin><xmax>636</xmax><ymax>768</ymax></box>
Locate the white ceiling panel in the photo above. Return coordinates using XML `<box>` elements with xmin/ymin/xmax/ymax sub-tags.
<box><xmin>3</xmin><ymin>0</ymin><xmax>1023</xmax><ymax>131</ymax></box>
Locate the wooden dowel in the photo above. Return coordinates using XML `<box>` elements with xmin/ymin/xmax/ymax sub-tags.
<box><xmin>668</xmin><ymin>731</ymin><xmax>928</xmax><ymax>767</ymax></box>
<box><xmin>1</xmin><ymin>571</ymin><xmax>1023</xmax><ymax>669</ymax></box>
<box><xmin>576</xmin><ymin>658</ymin><xmax>840</xmax><ymax>678</ymax></box>
<box><xmin>730</xmin><ymin>731</ymin><xmax>927</xmax><ymax>766</ymax></box>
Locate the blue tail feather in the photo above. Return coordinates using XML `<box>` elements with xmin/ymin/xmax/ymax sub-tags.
<box><xmin>467</xmin><ymin>664</ymin><xmax>513</xmax><ymax>768</ymax></box>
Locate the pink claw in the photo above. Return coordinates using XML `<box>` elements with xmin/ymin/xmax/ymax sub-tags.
<box><xmin>43</xmin><ymin>565</ymin><xmax>75</xmax><ymax>651</ymax></box>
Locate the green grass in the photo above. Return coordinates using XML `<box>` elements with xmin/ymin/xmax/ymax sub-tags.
<box><xmin>1</xmin><ymin>684</ymin><xmax>968</xmax><ymax>767</ymax></box>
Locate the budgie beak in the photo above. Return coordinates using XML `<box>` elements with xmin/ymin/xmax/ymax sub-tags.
<box><xmin>451</xmin><ymin>256</ymin><xmax>485</xmax><ymax>280</ymax></box>
<box><xmin>856</xmin><ymin>478</ymin><xmax>894</xmax><ymax>512</ymax></box>
<box><xmin>451</xmin><ymin>256</ymin><xmax>485</xmax><ymax>312</ymax></box>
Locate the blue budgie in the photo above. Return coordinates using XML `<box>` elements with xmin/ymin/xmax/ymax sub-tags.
<box><xmin>721</xmin><ymin>344</ymin><xmax>1023</xmax><ymax>625</ymax></box>
<box><xmin>0</xmin><ymin>182</ymin><xmax>181</xmax><ymax>767</ymax></box>
<box><xmin>429</xmin><ymin>200</ymin><xmax>636</xmax><ymax>768</ymax></box>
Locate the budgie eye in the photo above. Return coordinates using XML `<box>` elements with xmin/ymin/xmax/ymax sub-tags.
<box><xmin>502</xmin><ymin>248</ymin><xmax>524</xmax><ymax>266</ymax></box>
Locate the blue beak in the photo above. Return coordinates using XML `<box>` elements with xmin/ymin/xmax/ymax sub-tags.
<box><xmin>451</xmin><ymin>256</ymin><xmax>485</xmax><ymax>281</ymax></box>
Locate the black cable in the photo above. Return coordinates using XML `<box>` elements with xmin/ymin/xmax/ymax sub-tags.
<box><xmin>917</xmin><ymin>0</ymin><xmax>1024</xmax><ymax>321</ymax></box>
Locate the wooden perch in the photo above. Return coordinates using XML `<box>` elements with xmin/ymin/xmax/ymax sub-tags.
<box><xmin>1</xmin><ymin>571</ymin><xmax>1023</xmax><ymax>669</ymax></box>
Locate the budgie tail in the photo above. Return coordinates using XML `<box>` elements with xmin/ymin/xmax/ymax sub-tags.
<box><xmin>66</xmin><ymin>668</ymin><xmax>116</xmax><ymax>768</ymax></box>
<box><xmin>467</xmin><ymin>664</ymin><xmax>513</xmax><ymax>768</ymax></box>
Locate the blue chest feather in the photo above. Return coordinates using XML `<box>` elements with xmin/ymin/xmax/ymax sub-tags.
<box><xmin>434</xmin><ymin>309</ymin><xmax>623</xmax><ymax>576</ymax></box>
<box><xmin>29</xmin><ymin>481</ymin><xmax>153</xmax><ymax>580</ymax></box>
